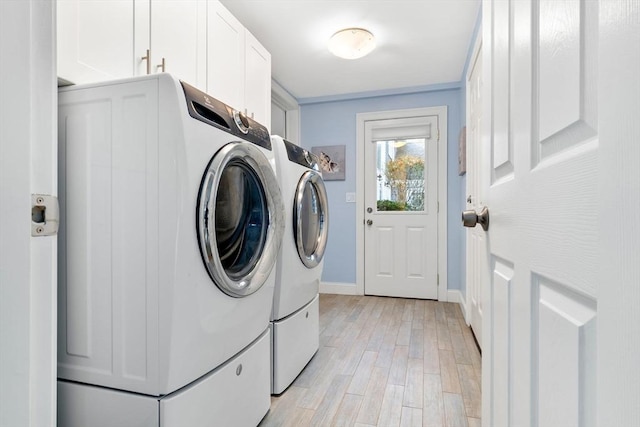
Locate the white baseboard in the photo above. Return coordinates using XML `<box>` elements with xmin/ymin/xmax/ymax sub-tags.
<box><xmin>319</xmin><ymin>281</ymin><xmax>357</xmax><ymax>295</ymax></box>
<box><xmin>447</xmin><ymin>289</ymin><xmax>469</xmax><ymax>323</ymax></box>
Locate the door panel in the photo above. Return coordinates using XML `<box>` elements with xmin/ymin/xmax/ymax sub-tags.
<box><xmin>482</xmin><ymin>0</ymin><xmax>599</xmax><ymax>425</ymax></box>
<box><xmin>490</xmin><ymin>258</ymin><xmax>513</xmax><ymax>427</ymax></box>
<box><xmin>535</xmin><ymin>275</ymin><xmax>596</xmax><ymax>427</ymax></box>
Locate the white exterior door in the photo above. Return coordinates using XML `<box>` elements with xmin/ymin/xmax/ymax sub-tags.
<box><xmin>481</xmin><ymin>0</ymin><xmax>600</xmax><ymax>425</ymax></box>
<box><xmin>363</xmin><ymin>114</ymin><xmax>439</xmax><ymax>299</ymax></box>
<box><xmin>465</xmin><ymin>35</ymin><xmax>485</xmax><ymax>348</ymax></box>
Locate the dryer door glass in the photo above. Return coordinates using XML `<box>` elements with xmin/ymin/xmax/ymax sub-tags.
<box><xmin>215</xmin><ymin>161</ymin><xmax>267</xmax><ymax>279</ymax></box>
<box><xmin>198</xmin><ymin>142</ymin><xmax>284</xmax><ymax>297</ymax></box>
<box><xmin>294</xmin><ymin>170</ymin><xmax>329</xmax><ymax>268</ymax></box>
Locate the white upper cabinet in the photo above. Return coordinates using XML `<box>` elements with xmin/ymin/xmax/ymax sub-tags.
<box><xmin>58</xmin><ymin>0</ymin><xmax>205</xmax><ymax>89</ymax></box>
<box><xmin>244</xmin><ymin>30</ymin><xmax>272</xmax><ymax>129</ymax></box>
<box><xmin>58</xmin><ymin>0</ymin><xmax>271</xmax><ymax>129</ymax></box>
<box><xmin>57</xmin><ymin>0</ymin><xmax>149</xmax><ymax>83</ymax></box>
<box><xmin>207</xmin><ymin>1</ymin><xmax>245</xmax><ymax>112</ymax></box>
<box><xmin>150</xmin><ymin>0</ymin><xmax>206</xmax><ymax>89</ymax></box>
<box><xmin>207</xmin><ymin>0</ymin><xmax>271</xmax><ymax>129</ymax></box>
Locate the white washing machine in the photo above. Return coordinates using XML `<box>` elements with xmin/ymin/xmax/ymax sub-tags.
<box><xmin>270</xmin><ymin>135</ymin><xmax>329</xmax><ymax>394</ymax></box>
<box><xmin>57</xmin><ymin>74</ymin><xmax>284</xmax><ymax>427</ymax></box>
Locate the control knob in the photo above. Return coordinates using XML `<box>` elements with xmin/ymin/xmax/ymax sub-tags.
<box><xmin>233</xmin><ymin>110</ymin><xmax>250</xmax><ymax>134</ymax></box>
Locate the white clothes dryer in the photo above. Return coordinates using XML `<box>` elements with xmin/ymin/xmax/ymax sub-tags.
<box><xmin>270</xmin><ymin>135</ymin><xmax>329</xmax><ymax>394</ymax></box>
<box><xmin>57</xmin><ymin>74</ymin><xmax>284</xmax><ymax>427</ymax></box>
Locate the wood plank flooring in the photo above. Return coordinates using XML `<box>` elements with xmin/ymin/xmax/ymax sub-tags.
<box><xmin>259</xmin><ymin>294</ymin><xmax>482</xmax><ymax>427</ymax></box>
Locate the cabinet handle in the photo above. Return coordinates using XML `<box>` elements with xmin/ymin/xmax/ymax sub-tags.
<box><xmin>141</xmin><ymin>49</ymin><xmax>151</xmax><ymax>75</ymax></box>
<box><xmin>157</xmin><ymin>58</ymin><xmax>166</xmax><ymax>73</ymax></box>
<box><xmin>251</xmin><ymin>112</ymin><xmax>254</xmax><ymax>119</ymax></box>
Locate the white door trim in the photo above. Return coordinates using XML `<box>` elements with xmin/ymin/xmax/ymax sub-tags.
<box><xmin>271</xmin><ymin>79</ymin><xmax>300</xmax><ymax>143</ymax></box>
<box><xmin>356</xmin><ymin>106</ymin><xmax>448</xmax><ymax>301</ymax></box>
<box><xmin>465</xmin><ymin>27</ymin><xmax>482</xmax><ymax>322</ymax></box>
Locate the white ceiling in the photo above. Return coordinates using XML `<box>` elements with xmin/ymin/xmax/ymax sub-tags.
<box><xmin>220</xmin><ymin>0</ymin><xmax>481</xmax><ymax>100</ymax></box>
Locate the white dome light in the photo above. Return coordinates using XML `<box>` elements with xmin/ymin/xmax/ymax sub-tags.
<box><xmin>328</xmin><ymin>28</ymin><xmax>376</xmax><ymax>60</ymax></box>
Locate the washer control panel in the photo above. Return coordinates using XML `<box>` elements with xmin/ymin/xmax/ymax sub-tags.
<box><xmin>181</xmin><ymin>81</ymin><xmax>271</xmax><ymax>150</ymax></box>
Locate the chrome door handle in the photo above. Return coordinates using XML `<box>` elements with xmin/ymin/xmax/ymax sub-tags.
<box><xmin>462</xmin><ymin>206</ymin><xmax>489</xmax><ymax>231</ymax></box>
<box><xmin>366</xmin><ymin>219</ymin><xmax>373</xmax><ymax>226</ymax></box>
<box><xmin>157</xmin><ymin>57</ymin><xmax>166</xmax><ymax>72</ymax></box>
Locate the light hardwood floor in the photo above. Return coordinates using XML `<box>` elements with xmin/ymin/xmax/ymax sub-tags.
<box><xmin>260</xmin><ymin>293</ymin><xmax>482</xmax><ymax>427</ymax></box>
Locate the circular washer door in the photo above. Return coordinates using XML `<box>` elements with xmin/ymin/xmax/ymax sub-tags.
<box><xmin>197</xmin><ymin>142</ymin><xmax>284</xmax><ymax>297</ymax></box>
<box><xmin>294</xmin><ymin>170</ymin><xmax>329</xmax><ymax>268</ymax></box>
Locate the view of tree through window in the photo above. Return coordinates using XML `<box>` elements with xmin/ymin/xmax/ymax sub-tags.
<box><xmin>376</xmin><ymin>138</ymin><xmax>426</xmax><ymax>211</ymax></box>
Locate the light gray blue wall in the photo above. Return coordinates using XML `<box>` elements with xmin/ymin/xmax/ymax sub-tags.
<box><xmin>299</xmin><ymin>87</ymin><xmax>465</xmax><ymax>292</ymax></box>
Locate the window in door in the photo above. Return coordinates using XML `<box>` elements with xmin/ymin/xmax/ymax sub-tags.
<box><xmin>375</xmin><ymin>138</ymin><xmax>426</xmax><ymax>212</ymax></box>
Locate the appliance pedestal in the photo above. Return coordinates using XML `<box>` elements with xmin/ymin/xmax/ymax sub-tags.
<box><xmin>270</xmin><ymin>295</ymin><xmax>320</xmax><ymax>394</ymax></box>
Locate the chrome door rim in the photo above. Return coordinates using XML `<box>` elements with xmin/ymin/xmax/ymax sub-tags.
<box><xmin>294</xmin><ymin>170</ymin><xmax>329</xmax><ymax>268</ymax></box>
<box><xmin>197</xmin><ymin>142</ymin><xmax>284</xmax><ymax>297</ymax></box>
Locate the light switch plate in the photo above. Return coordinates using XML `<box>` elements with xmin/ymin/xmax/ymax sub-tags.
<box><xmin>345</xmin><ymin>192</ymin><xmax>356</xmax><ymax>203</ymax></box>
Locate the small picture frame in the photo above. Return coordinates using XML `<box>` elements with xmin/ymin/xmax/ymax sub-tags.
<box><xmin>458</xmin><ymin>126</ymin><xmax>467</xmax><ymax>176</ymax></box>
<box><xmin>311</xmin><ymin>145</ymin><xmax>346</xmax><ymax>181</ymax></box>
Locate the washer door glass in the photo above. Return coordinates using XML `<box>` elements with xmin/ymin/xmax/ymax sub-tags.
<box><xmin>198</xmin><ymin>142</ymin><xmax>284</xmax><ymax>297</ymax></box>
<box><xmin>294</xmin><ymin>170</ymin><xmax>329</xmax><ymax>268</ymax></box>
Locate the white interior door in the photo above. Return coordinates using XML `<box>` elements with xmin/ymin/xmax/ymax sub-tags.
<box><xmin>481</xmin><ymin>0</ymin><xmax>599</xmax><ymax>425</ymax></box>
<box><xmin>597</xmin><ymin>1</ymin><xmax>640</xmax><ymax>423</ymax></box>
<box><xmin>0</xmin><ymin>1</ymin><xmax>57</xmax><ymax>425</ymax></box>
<box><xmin>465</xmin><ymin>35</ymin><xmax>484</xmax><ymax>348</ymax></box>
<box><xmin>363</xmin><ymin>115</ymin><xmax>439</xmax><ymax>299</ymax></box>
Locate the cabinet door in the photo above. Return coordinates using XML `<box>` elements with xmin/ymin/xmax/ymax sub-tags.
<box><xmin>151</xmin><ymin>0</ymin><xmax>206</xmax><ymax>89</ymax></box>
<box><xmin>58</xmin><ymin>0</ymin><xmax>144</xmax><ymax>84</ymax></box>
<box><xmin>244</xmin><ymin>30</ymin><xmax>271</xmax><ymax>129</ymax></box>
<box><xmin>207</xmin><ymin>0</ymin><xmax>245</xmax><ymax>111</ymax></box>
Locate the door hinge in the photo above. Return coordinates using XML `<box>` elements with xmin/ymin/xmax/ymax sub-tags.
<box><xmin>437</xmin><ymin>202</ymin><xmax>439</xmax><ymax>213</ymax></box>
<box><xmin>31</xmin><ymin>194</ymin><xmax>59</xmax><ymax>237</ymax></box>
<box><xmin>437</xmin><ymin>274</ymin><xmax>440</xmax><ymax>285</ymax></box>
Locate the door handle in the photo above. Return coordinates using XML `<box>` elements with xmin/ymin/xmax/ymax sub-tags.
<box><xmin>462</xmin><ymin>206</ymin><xmax>489</xmax><ymax>231</ymax></box>
<box><xmin>142</xmin><ymin>49</ymin><xmax>151</xmax><ymax>75</ymax></box>
<box><xmin>467</xmin><ymin>195</ymin><xmax>472</xmax><ymax>204</ymax></box>
<box><xmin>157</xmin><ymin>57</ymin><xmax>166</xmax><ymax>73</ymax></box>
<box><xmin>366</xmin><ymin>219</ymin><xmax>373</xmax><ymax>226</ymax></box>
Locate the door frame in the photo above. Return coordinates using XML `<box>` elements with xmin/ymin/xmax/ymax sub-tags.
<box><xmin>356</xmin><ymin>107</ymin><xmax>448</xmax><ymax>301</ymax></box>
<box><xmin>465</xmin><ymin>28</ymin><xmax>483</xmax><ymax>323</ymax></box>
<box><xmin>271</xmin><ymin>80</ymin><xmax>300</xmax><ymax>143</ymax></box>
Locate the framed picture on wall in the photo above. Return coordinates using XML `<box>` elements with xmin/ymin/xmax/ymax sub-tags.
<box><xmin>458</xmin><ymin>126</ymin><xmax>467</xmax><ymax>176</ymax></box>
<box><xmin>311</xmin><ymin>145</ymin><xmax>346</xmax><ymax>181</ymax></box>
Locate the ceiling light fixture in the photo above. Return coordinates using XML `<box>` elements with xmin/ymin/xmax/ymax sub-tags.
<box><xmin>328</xmin><ymin>27</ymin><xmax>376</xmax><ymax>60</ymax></box>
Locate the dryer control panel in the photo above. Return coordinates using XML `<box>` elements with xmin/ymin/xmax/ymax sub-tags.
<box><xmin>181</xmin><ymin>81</ymin><xmax>272</xmax><ymax>151</ymax></box>
<box><xmin>283</xmin><ymin>139</ymin><xmax>319</xmax><ymax>171</ymax></box>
